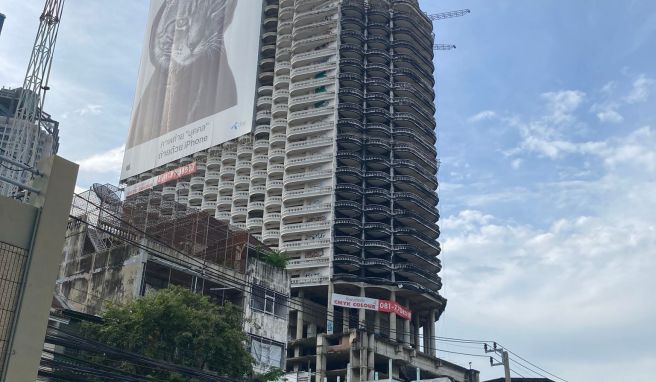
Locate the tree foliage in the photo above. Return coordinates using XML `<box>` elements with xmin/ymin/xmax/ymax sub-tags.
<box><xmin>82</xmin><ymin>286</ymin><xmax>254</xmax><ymax>381</ymax></box>
<box><xmin>261</xmin><ymin>248</ymin><xmax>289</xmax><ymax>269</ymax></box>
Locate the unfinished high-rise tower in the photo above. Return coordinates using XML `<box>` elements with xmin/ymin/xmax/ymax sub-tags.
<box><xmin>121</xmin><ymin>1</ymin><xmax>477</xmax><ymax>381</ymax></box>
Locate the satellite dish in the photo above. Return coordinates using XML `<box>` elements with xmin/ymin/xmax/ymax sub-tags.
<box><xmin>91</xmin><ymin>183</ymin><xmax>121</xmax><ymax>205</ymax></box>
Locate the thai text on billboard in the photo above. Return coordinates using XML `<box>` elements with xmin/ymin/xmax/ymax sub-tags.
<box><xmin>124</xmin><ymin>161</ymin><xmax>197</xmax><ymax>197</ymax></box>
<box><xmin>120</xmin><ymin>0</ymin><xmax>263</xmax><ymax>180</ymax></box>
<box><xmin>331</xmin><ymin>293</ymin><xmax>412</xmax><ymax>320</ymax></box>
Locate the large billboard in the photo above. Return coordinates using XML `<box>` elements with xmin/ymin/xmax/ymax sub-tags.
<box><xmin>121</xmin><ymin>0</ymin><xmax>263</xmax><ymax>180</ymax></box>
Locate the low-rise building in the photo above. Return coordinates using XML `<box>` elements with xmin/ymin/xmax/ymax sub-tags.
<box><xmin>56</xmin><ymin>184</ymin><xmax>290</xmax><ymax>372</ymax></box>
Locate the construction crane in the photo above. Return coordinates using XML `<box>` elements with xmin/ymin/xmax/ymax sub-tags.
<box><xmin>434</xmin><ymin>44</ymin><xmax>456</xmax><ymax>51</ymax></box>
<box><xmin>0</xmin><ymin>0</ymin><xmax>64</xmax><ymax>196</ymax></box>
<box><xmin>428</xmin><ymin>9</ymin><xmax>471</xmax><ymax>21</ymax></box>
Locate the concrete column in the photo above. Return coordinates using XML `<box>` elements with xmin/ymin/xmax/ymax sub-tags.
<box><xmin>343</xmin><ymin>308</ymin><xmax>350</xmax><ymax>333</ymax></box>
<box><xmin>389</xmin><ymin>291</ymin><xmax>397</xmax><ymax>341</ymax></box>
<box><xmin>403</xmin><ymin>302</ymin><xmax>411</xmax><ymax>346</ymax></box>
<box><xmin>295</xmin><ymin>291</ymin><xmax>304</xmax><ymax>358</ymax></box>
<box><xmin>308</xmin><ymin>323</ymin><xmax>318</xmax><ymax>338</ymax></box>
<box><xmin>374</xmin><ymin>311</ymin><xmax>381</xmax><ymax>335</ymax></box>
<box><xmin>359</xmin><ymin>287</ymin><xmax>366</xmax><ymax>329</ymax></box>
<box><xmin>367</xmin><ymin>333</ymin><xmax>376</xmax><ymax>381</ymax></box>
<box><xmin>316</xmin><ymin>334</ymin><xmax>327</xmax><ymax>382</ymax></box>
<box><xmin>327</xmin><ymin>283</ymin><xmax>335</xmax><ymax>334</ymax></box>
<box><xmin>429</xmin><ymin>309</ymin><xmax>437</xmax><ymax>356</ymax></box>
<box><xmin>422</xmin><ymin>320</ymin><xmax>430</xmax><ymax>354</ymax></box>
<box><xmin>413</xmin><ymin>315</ymin><xmax>420</xmax><ymax>349</ymax></box>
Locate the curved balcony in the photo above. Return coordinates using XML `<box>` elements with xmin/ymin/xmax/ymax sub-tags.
<box><xmin>176</xmin><ymin>182</ymin><xmax>190</xmax><ymax>195</ymax></box>
<box><xmin>267</xmin><ymin>179</ymin><xmax>283</xmax><ymax>191</ymax></box>
<box><xmin>286</xmin><ymin>137</ymin><xmax>333</xmax><ymax>155</ymax></box>
<box><xmin>340</xmin><ymin>58</ymin><xmax>364</xmax><ymax>74</ymax></box>
<box><xmin>282</xmin><ymin>186</ymin><xmax>332</xmax><ymax>201</ymax></box>
<box><xmin>232</xmin><ymin>207</ymin><xmax>248</xmax><ymax>218</ymax></box>
<box><xmin>391</xmin><ymin>3</ymin><xmax>432</xmax><ymax>33</ymax></box>
<box><xmin>338</xmin><ymin>72</ymin><xmax>363</xmax><ymax>88</ymax></box>
<box><xmin>188</xmin><ymin>191</ymin><xmax>203</xmax><ymax>203</ymax></box>
<box><xmin>338</xmin><ymin>102</ymin><xmax>363</xmax><ymax>121</ymax></box>
<box><xmin>367</xmin><ymin>35</ymin><xmax>390</xmax><ymax>51</ymax></box>
<box><xmin>215</xmin><ymin>211</ymin><xmax>231</xmax><ymax>221</ymax></box>
<box><xmin>290</xmin><ymin>59</ymin><xmax>336</xmax><ymax>79</ymax></box>
<box><xmin>280</xmin><ymin>238</ymin><xmax>331</xmax><ymax>253</ymax></box>
<box><xmin>285</xmin><ymin>154</ymin><xmax>333</xmax><ymax>170</ymax></box>
<box><xmin>201</xmin><ymin>200</ymin><xmax>217</xmax><ymax>212</ymax></box>
<box><xmin>336</xmin><ymin>167</ymin><xmax>361</xmax><ymax>184</ymax></box>
<box><xmin>262</xmin><ymin>229</ymin><xmax>280</xmax><ymax>245</ymax></box>
<box><xmin>249</xmin><ymin>186</ymin><xmax>266</xmax><ymax>197</ymax></box>
<box><xmin>263</xmin><ymin>212</ymin><xmax>281</xmax><ymax>226</ymax></box>
<box><xmin>216</xmin><ymin>195</ymin><xmax>233</xmax><ymax>206</ymax></box>
<box><xmin>264</xmin><ymin>196</ymin><xmax>282</xmax><ymax>209</ymax></box>
<box><xmin>337</xmin><ymin>118</ymin><xmax>363</xmax><ymax>135</ymax></box>
<box><xmin>281</xmin><ymin>221</ymin><xmax>331</xmax><ymax>236</ymax></box>
<box><xmin>189</xmin><ymin>176</ymin><xmax>204</xmax><ymax>190</ymax></box>
<box><xmin>366</xmin><ymin>49</ymin><xmax>391</xmax><ymax>65</ymax></box>
<box><xmin>363</xmin><ymin>124</ymin><xmax>390</xmax><ymax>138</ymax></box>
<box><xmin>335</xmin><ymin>183</ymin><xmax>362</xmax><ymax>200</ymax></box>
<box><xmin>365</xmin><ymin>171</ymin><xmax>391</xmax><ymax>187</ymax></box>
<box><xmin>334</xmin><ymin>200</ymin><xmax>361</xmax><ymax>218</ymax></box>
<box><xmin>333</xmin><ymin>254</ymin><xmax>361</xmax><ymax>272</ymax></box>
<box><xmin>340</xmin><ymin>43</ymin><xmax>364</xmax><ymax>60</ymax></box>
<box><xmin>251</xmin><ymin>170</ymin><xmax>268</xmax><ymax>183</ymax></box>
<box><xmin>293</xmin><ymin>3</ymin><xmax>338</xmax><ymax>28</ymax></box>
<box><xmin>367</xmin><ymin>21</ymin><xmax>390</xmax><ymax>38</ymax></box>
<box><xmin>290</xmin><ymin>47</ymin><xmax>336</xmax><ymax>68</ymax></box>
<box><xmin>252</xmin><ymin>154</ymin><xmax>269</xmax><ymax>166</ymax></box>
<box><xmin>219</xmin><ymin>166</ymin><xmax>236</xmax><ymax>178</ymax></box>
<box><xmin>394</xmin><ymin>210</ymin><xmax>440</xmax><ymax>239</ymax></box>
<box><xmin>269</xmin><ymin>149</ymin><xmax>286</xmax><ymax>161</ymax></box>
<box><xmin>334</xmin><ymin>218</ymin><xmax>362</xmax><ymax>236</ymax></box>
<box><xmin>273</xmin><ymin>88</ymin><xmax>290</xmax><ymax>103</ymax></box>
<box><xmin>287</xmin><ymin>105</ymin><xmax>335</xmax><ymax>125</ymax></box>
<box><xmin>364</xmin><ymin>222</ymin><xmax>391</xmax><ymax>238</ymax></box>
<box><xmin>281</xmin><ymin>203</ymin><xmax>332</xmax><ymax>219</ymax></box>
<box><xmin>364</xmin><ymin>204</ymin><xmax>391</xmax><ymax>220</ymax></box>
<box><xmin>292</xmin><ymin>33</ymin><xmax>338</xmax><ymax>55</ymax></box>
<box><xmin>336</xmin><ymin>152</ymin><xmax>360</xmax><ymax>168</ymax></box>
<box><xmin>221</xmin><ymin>152</ymin><xmax>237</xmax><ymax>163</ymax></box>
<box><xmin>365</xmin><ymin>137</ymin><xmax>391</xmax><ymax>154</ymax></box>
<box><xmin>394</xmin><ymin>192</ymin><xmax>438</xmax><ymax>217</ymax></box>
<box><xmin>162</xmin><ymin>186</ymin><xmax>176</xmax><ymax>200</ymax></box>
<box><xmin>258</xmin><ymin>85</ymin><xmax>273</xmax><ymax>96</ymax></box>
<box><xmin>203</xmin><ymin>186</ymin><xmax>219</xmax><ymax>198</ymax></box>
<box><xmin>364</xmin><ymin>187</ymin><xmax>390</xmax><ymax>204</ymax></box>
<box><xmin>334</xmin><ymin>236</ymin><xmax>362</xmax><ymax>253</ymax></box>
<box><xmin>336</xmin><ymin>134</ymin><xmax>362</xmax><ymax>151</ymax></box>
<box><xmin>288</xmin><ymin>76</ymin><xmax>334</xmax><ymax>95</ymax></box>
<box><xmin>365</xmin><ymin>78</ymin><xmax>390</xmax><ymax>94</ymax></box>
<box><xmin>247</xmin><ymin>218</ymin><xmax>264</xmax><ymax>231</ymax></box>
<box><xmin>339</xmin><ymin>88</ymin><xmax>364</xmax><ymax>105</ymax></box>
<box><xmin>267</xmin><ymin>164</ymin><xmax>284</xmax><ymax>177</ymax></box>
<box><xmin>365</xmin><ymin>93</ymin><xmax>390</xmax><ymax>110</ymax></box>
<box><xmin>284</xmin><ymin>169</ymin><xmax>332</xmax><ymax>185</ymax></box>
<box><xmin>341</xmin><ymin>16</ymin><xmax>365</xmax><ymax>31</ymax></box>
<box><xmin>218</xmin><ymin>181</ymin><xmax>234</xmax><ymax>192</ymax></box>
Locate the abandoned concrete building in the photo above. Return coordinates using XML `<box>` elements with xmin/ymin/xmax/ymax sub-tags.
<box><xmin>56</xmin><ymin>184</ymin><xmax>290</xmax><ymax>372</ymax></box>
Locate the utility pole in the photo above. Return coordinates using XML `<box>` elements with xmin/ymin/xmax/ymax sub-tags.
<box><xmin>485</xmin><ymin>342</ymin><xmax>511</xmax><ymax>382</ymax></box>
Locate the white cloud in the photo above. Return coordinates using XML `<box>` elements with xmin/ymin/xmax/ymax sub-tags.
<box><xmin>596</xmin><ymin>109</ymin><xmax>623</xmax><ymax>123</ymax></box>
<box><xmin>75</xmin><ymin>145</ymin><xmax>124</xmax><ymax>174</ymax></box>
<box><xmin>540</xmin><ymin>90</ymin><xmax>586</xmax><ymax>124</ymax></box>
<box><xmin>467</xmin><ymin>110</ymin><xmax>498</xmax><ymax>123</ymax></box>
<box><xmin>510</xmin><ymin>158</ymin><xmax>522</xmax><ymax>169</ymax></box>
<box><xmin>75</xmin><ymin>104</ymin><xmax>103</xmax><ymax>116</ymax></box>
<box><xmin>625</xmin><ymin>74</ymin><xmax>654</xmax><ymax>104</ymax></box>
<box><xmin>439</xmin><ymin>124</ymin><xmax>656</xmax><ymax>381</ymax></box>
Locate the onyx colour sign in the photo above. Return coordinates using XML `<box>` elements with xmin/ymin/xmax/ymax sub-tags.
<box><xmin>331</xmin><ymin>293</ymin><xmax>412</xmax><ymax>320</ymax></box>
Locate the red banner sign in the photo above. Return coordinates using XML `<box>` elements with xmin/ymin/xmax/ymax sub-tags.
<box><xmin>377</xmin><ymin>299</ymin><xmax>412</xmax><ymax>320</ymax></box>
<box><xmin>125</xmin><ymin>161</ymin><xmax>197</xmax><ymax>197</ymax></box>
<box><xmin>331</xmin><ymin>293</ymin><xmax>412</xmax><ymax>320</ymax></box>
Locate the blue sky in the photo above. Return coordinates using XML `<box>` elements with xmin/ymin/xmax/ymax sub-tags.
<box><xmin>1</xmin><ymin>1</ymin><xmax>655</xmax><ymax>381</ymax></box>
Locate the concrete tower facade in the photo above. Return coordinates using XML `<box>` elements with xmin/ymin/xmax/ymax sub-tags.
<box><xmin>123</xmin><ymin>1</ymin><xmax>475</xmax><ymax>381</ymax></box>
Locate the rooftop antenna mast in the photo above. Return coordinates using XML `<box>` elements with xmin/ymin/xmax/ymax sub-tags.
<box><xmin>0</xmin><ymin>0</ymin><xmax>65</xmax><ymax>195</ymax></box>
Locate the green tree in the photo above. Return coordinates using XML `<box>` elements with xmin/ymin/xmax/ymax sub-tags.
<box><xmin>83</xmin><ymin>286</ymin><xmax>254</xmax><ymax>381</ymax></box>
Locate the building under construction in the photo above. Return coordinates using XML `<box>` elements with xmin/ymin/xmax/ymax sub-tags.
<box><xmin>0</xmin><ymin>87</ymin><xmax>59</xmax><ymax>197</ymax></box>
<box><xmin>57</xmin><ymin>185</ymin><xmax>290</xmax><ymax>372</ymax></box>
